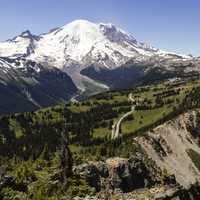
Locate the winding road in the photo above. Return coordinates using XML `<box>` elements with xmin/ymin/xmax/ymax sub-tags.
<box><xmin>111</xmin><ymin>93</ymin><xmax>135</xmax><ymax>139</ymax></box>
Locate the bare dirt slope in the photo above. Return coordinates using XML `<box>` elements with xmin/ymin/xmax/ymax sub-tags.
<box><xmin>136</xmin><ymin>110</ymin><xmax>200</xmax><ymax>188</ymax></box>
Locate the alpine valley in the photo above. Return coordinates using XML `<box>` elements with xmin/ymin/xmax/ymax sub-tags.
<box><xmin>0</xmin><ymin>19</ymin><xmax>200</xmax><ymax>114</ymax></box>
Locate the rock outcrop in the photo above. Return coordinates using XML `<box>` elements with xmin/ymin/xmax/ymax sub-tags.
<box><xmin>73</xmin><ymin>152</ymin><xmax>176</xmax><ymax>199</ymax></box>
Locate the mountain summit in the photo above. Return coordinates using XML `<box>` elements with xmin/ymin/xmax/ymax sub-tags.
<box><xmin>28</xmin><ymin>19</ymin><xmax>159</xmax><ymax>69</ymax></box>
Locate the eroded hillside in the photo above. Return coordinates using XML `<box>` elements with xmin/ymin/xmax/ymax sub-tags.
<box><xmin>137</xmin><ymin>110</ymin><xmax>200</xmax><ymax>188</ymax></box>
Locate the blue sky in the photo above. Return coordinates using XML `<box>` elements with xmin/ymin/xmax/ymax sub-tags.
<box><xmin>0</xmin><ymin>0</ymin><xmax>200</xmax><ymax>56</ymax></box>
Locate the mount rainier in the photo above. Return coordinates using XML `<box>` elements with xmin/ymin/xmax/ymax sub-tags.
<box><xmin>0</xmin><ymin>19</ymin><xmax>199</xmax><ymax>114</ymax></box>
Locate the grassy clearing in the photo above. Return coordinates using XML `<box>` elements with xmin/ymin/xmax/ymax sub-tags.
<box><xmin>122</xmin><ymin>106</ymin><xmax>173</xmax><ymax>134</ymax></box>
<box><xmin>92</xmin><ymin>127</ymin><xmax>111</xmax><ymax>139</ymax></box>
<box><xmin>69</xmin><ymin>105</ymin><xmax>91</xmax><ymax>113</ymax></box>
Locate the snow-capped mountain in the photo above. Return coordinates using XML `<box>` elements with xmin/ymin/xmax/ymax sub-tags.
<box><xmin>0</xmin><ymin>19</ymin><xmax>199</xmax><ymax>113</ymax></box>
<box><xmin>1</xmin><ymin>20</ymin><xmax>194</xmax><ymax>91</ymax></box>
<box><xmin>1</xmin><ymin>20</ymin><xmax>188</xmax><ymax>67</ymax></box>
<box><xmin>28</xmin><ymin>20</ymin><xmax>159</xmax><ymax>68</ymax></box>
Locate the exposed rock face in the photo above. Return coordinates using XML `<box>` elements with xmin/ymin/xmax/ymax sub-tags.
<box><xmin>73</xmin><ymin>153</ymin><xmax>168</xmax><ymax>194</ymax></box>
<box><xmin>105</xmin><ymin>156</ymin><xmax>152</xmax><ymax>192</ymax></box>
<box><xmin>136</xmin><ymin>109</ymin><xmax>200</xmax><ymax>188</ymax></box>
